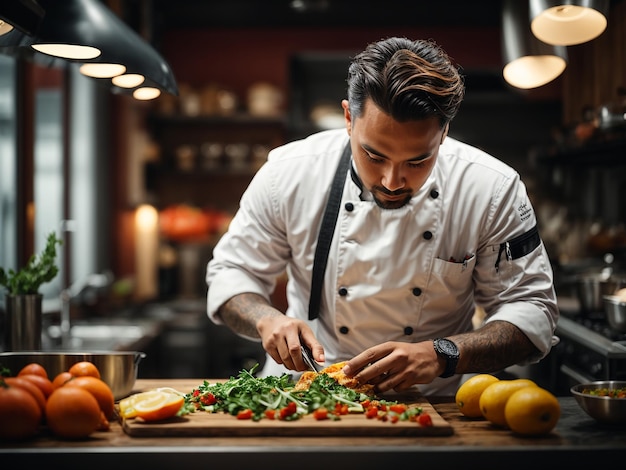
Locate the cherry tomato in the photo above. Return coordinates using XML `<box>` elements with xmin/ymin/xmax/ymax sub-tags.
<box><xmin>313</xmin><ymin>408</ymin><xmax>329</xmax><ymax>420</ymax></box>
<box><xmin>236</xmin><ymin>409</ymin><xmax>253</xmax><ymax>420</ymax></box>
<box><xmin>417</xmin><ymin>413</ymin><xmax>433</xmax><ymax>427</ymax></box>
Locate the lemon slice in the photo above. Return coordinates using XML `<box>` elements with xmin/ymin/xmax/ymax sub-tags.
<box><xmin>119</xmin><ymin>390</ymin><xmax>184</xmax><ymax>421</ymax></box>
<box><xmin>119</xmin><ymin>390</ymin><xmax>164</xmax><ymax>419</ymax></box>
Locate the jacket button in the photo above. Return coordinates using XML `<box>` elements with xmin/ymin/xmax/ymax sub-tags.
<box><xmin>430</xmin><ymin>189</ymin><xmax>439</xmax><ymax>199</ymax></box>
<box><xmin>339</xmin><ymin>326</ymin><xmax>349</xmax><ymax>334</ymax></box>
<box><xmin>404</xmin><ymin>326</ymin><xmax>414</xmax><ymax>335</ymax></box>
<box><xmin>345</xmin><ymin>202</ymin><xmax>354</xmax><ymax>212</ymax></box>
<box><xmin>412</xmin><ymin>287</ymin><xmax>422</xmax><ymax>296</ymax></box>
<box><xmin>338</xmin><ymin>287</ymin><xmax>348</xmax><ymax>296</ymax></box>
<box><xmin>423</xmin><ymin>231</ymin><xmax>433</xmax><ymax>240</ymax></box>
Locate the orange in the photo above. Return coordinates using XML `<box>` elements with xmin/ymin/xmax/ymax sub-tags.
<box><xmin>455</xmin><ymin>374</ymin><xmax>500</xmax><ymax>418</ymax></box>
<box><xmin>63</xmin><ymin>375</ymin><xmax>115</xmax><ymax>419</ymax></box>
<box><xmin>68</xmin><ymin>361</ymin><xmax>101</xmax><ymax>379</ymax></box>
<box><xmin>505</xmin><ymin>386</ymin><xmax>560</xmax><ymax>435</ymax></box>
<box><xmin>479</xmin><ymin>378</ymin><xmax>537</xmax><ymax>427</ymax></box>
<box><xmin>0</xmin><ymin>384</ymin><xmax>42</xmax><ymax>440</ymax></box>
<box><xmin>17</xmin><ymin>362</ymin><xmax>48</xmax><ymax>379</ymax></box>
<box><xmin>120</xmin><ymin>390</ymin><xmax>184</xmax><ymax>422</ymax></box>
<box><xmin>52</xmin><ymin>371</ymin><xmax>74</xmax><ymax>389</ymax></box>
<box><xmin>46</xmin><ymin>386</ymin><xmax>102</xmax><ymax>439</ymax></box>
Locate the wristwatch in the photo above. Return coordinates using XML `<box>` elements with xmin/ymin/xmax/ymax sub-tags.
<box><xmin>433</xmin><ymin>338</ymin><xmax>459</xmax><ymax>378</ymax></box>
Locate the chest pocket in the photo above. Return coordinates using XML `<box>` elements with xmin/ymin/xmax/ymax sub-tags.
<box><xmin>429</xmin><ymin>253</ymin><xmax>476</xmax><ymax>293</ymax></box>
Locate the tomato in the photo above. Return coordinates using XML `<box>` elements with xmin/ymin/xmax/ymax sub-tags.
<box><xmin>365</xmin><ymin>406</ymin><xmax>379</xmax><ymax>419</ymax></box>
<box><xmin>264</xmin><ymin>409</ymin><xmax>276</xmax><ymax>420</ymax></box>
<box><xmin>68</xmin><ymin>361</ymin><xmax>101</xmax><ymax>379</ymax></box>
<box><xmin>3</xmin><ymin>377</ymin><xmax>47</xmax><ymax>414</ymax></box>
<box><xmin>63</xmin><ymin>376</ymin><xmax>115</xmax><ymax>419</ymax></box>
<box><xmin>236</xmin><ymin>409</ymin><xmax>253</xmax><ymax>420</ymax></box>
<box><xmin>17</xmin><ymin>362</ymin><xmax>48</xmax><ymax>379</ymax></box>
<box><xmin>389</xmin><ymin>403</ymin><xmax>407</xmax><ymax>414</ymax></box>
<box><xmin>46</xmin><ymin>386</ymin><xmax>102</xmax><ymax>439</ymax></box>
<box><xmin>313</xmin><ymin>408</ymin><xmax>329</xmax><ymax>420</ymax></box>
<box><xmin>18</xmin><ymin>373</ymin><xmax>54</xmax><ymax>398</ymax></box>
<box><xmin>0</xmin><ymin>381</ymin><xmax>42</xmax><ymax>440</ymax></box>
<box><xmin>279</xmin><ymin>402</ymin><xmax>297</xmax><ymax>419</ymax></box>
<box><xmin>417</xmin><ymin>412</ymin><xmax>433</xmax><ymax>427</ymax></box>
<box><xmin>199</xmin><ymin>392</ymin><xmax>217</xmax><ymax>406</ymax></box>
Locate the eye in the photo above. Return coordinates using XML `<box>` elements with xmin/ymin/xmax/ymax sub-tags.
<box><xmin>363</xmin><ymin>150</ymin><xmax>384</xmax><ymax>165</ymax></box>
<box><xmin>407</xmin><ymin>160</ymin><xmax>428</xmax><ymax>169</ymax></box>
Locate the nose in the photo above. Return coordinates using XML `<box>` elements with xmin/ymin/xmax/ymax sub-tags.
<box><xmin>381</xmin><ymin>165</ymin><xmax>405</xmax><ymax>192</ymax></box>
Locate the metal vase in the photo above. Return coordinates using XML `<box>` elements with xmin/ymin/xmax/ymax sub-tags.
<box><xmin>4</xmin><ymin>294</ymin><xmax>43</xmax><ymax>351</ymax></box>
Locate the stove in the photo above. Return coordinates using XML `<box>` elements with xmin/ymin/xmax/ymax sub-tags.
<box><xmin>549</xmin><ymin>298</ymin><xmax>626</xmax><ymax>394</ymax></box>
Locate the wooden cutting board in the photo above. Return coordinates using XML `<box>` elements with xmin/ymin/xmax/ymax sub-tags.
<box><xmin>121</xmin><ymin>395</ymin><xmax>453</xmax><ymax>437</ymax></box>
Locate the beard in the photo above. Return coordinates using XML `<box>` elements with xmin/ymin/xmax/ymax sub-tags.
<box><xmin>371</xmin><ymin>186</ymin><xmax>412</xmax><ymax>209</ymax></box>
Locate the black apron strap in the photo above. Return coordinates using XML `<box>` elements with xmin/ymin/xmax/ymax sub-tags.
<box><xmin>308</xmin><ymin>141</ymin><xmax>352</xmax><ymax>321</ymax></box>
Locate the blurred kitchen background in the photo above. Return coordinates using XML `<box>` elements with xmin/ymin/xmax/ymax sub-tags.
<box><xmin>1</xmin><ymin>0</ymin><xmax>625</xmax><ymax>391</ymax></box>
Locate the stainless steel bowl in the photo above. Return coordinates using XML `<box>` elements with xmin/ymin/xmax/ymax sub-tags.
<box><xmin>0</xmin><ymin>351</ymin><xmax>146</xmax><ymax>400</ymax></box>
<box><xmin>603</xmin><ymin>295</ymin><xmax>626</xmax><ymax>333</ymax></box>
<box><xmin>571</xmin><ymin>381</ymin><xmax>626</xmax><ymax>424</ymax></box>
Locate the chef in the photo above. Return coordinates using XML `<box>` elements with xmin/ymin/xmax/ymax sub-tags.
<box><xmin>206</xmin><ymin>36</ymin><xmax>559</xmax><ymax>396</ymax></box>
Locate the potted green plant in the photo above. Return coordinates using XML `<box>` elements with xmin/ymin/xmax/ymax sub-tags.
<box><xmin>0</xmin><ymin>232</ymin><xmax>62</xmax><ymax>350</ymax></box>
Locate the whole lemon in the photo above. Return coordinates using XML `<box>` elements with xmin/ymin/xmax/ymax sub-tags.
<box><xmin>479</xmin><ymin>378</ymin><xmax>537</xmax><ymax>427</ymax></box>
<box><xmin>504</xmin><ymin>386</ymin><xmax>560</xmax><ymax>435</ymax></box>
<box><xmin>455</xmin><ymin>374</ymin><xmax>500</xmax><ymax>418</ymax></box>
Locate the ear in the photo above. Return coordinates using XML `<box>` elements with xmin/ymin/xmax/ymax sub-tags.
<box><xmin>341</xmin><ymin>99</ymin><xmax>352</xmax><ymax>135</ymax></box>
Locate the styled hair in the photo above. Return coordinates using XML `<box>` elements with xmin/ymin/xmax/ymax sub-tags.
<box><xmin>347</xmin><ymin>37</ymin><xmax>465</xmax><ymax>128</ymax></box>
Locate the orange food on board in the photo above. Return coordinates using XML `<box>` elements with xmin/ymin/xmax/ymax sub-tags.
<box><xmin>120</xmin><ymin>390</ymin><xmax>184</xmax><ymax>422</ymax></box>
<box><xmin>52</xmin><ymin>371</ymin><xmax>74</xmax><ymax>389</ymax></box>
<box><xmin>68</xmin><ymin>361</ymin><xmax>101</xmax><ymax>379</ymax></box>
<box><xmin>64</xmin><ymin>375</ymin><xmax>115</xmax><ymax>419</ymax></box>
<box><xmin>0</xmin><ymin>382</ymin><xmax>43</xmax><ymax>440</ymax></box>
<box><xmin>17</xmin><ymin>362</ymin><xmax>48</xmax><ymax>379</ymax></box>
<box><xmin>46</xmin><ymin>386</ymin><xmax>102</xmax><ymax>439</ymax></box>
<box><xmin>18</xmin><ymin>373</ymin><xmax>54</xmax><ymax>398</ymax></box>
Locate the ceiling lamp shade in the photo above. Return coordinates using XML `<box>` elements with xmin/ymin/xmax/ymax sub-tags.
<box><xmin>0</xmin><ymin>0</ymin><xmax>44</xmax><ymax>36</ymax></box>
<box><xmin>502</xmin><ymin>0</ymin><xmax>568</xmax><ymax>89</ymax></box>
<box><xmin>530</xmin><ymin>0</ymin><xmax>609</xmax><ymax>46</ymax></box>
<box><xmin>0</xmin><ymin>0</ymin><xmax>177</xmax><ymax>98</ymax></box>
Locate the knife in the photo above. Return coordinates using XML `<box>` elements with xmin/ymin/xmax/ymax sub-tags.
<box><xmin>300</xmin><ymin>344</ymin><xmax>323</xmax><ymax>372</ymax></box>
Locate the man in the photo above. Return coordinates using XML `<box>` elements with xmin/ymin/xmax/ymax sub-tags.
<box><xmin>206</xmin><ymin>37</ymin><xmax>559</xmax><ymax>395</ymax></box>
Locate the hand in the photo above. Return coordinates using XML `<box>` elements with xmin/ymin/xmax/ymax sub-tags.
<box><xmin>257</xmin><ymin>314</ymin><xmax>325</xmax><ymax>372</ymax></box>
<box><xmin>341</xmin><ymin>341</ymin><xmax>441</xmax><ymax>393</ymax></box>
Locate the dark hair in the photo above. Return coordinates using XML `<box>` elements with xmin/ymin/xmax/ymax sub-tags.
<box><xmin>347</xmin><ymin>37</ymin><xmax>465</xmax><ymax>128</ymax></box>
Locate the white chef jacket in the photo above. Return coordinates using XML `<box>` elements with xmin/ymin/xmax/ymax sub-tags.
<box><xmin>206</xmin><ymin>128</ymin><xmax>559</xmax><ymax>395</ymax></box>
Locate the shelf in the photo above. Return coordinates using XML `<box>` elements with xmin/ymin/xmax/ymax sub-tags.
<box><xmin>148</xmin><ymin>112</ymin><xmax>287</xmax><ymax>128</ymax></box>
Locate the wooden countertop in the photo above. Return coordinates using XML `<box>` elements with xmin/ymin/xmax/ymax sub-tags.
<box><xmin>2</xmin><ymin>379</ymin><xmax>625</xmax><ymax>468</ymax></box>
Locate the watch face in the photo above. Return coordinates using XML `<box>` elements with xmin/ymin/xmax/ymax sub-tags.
<box><xmin>437</xmin><ymin>339</ymin><xmax>458</xmax><ymax>356</ymax></box>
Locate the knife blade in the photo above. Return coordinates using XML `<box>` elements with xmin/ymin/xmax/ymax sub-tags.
<box><xmin>300</xmin><ymin>344</ymin><xmax>322</xmax><ymax>372</ymax></box>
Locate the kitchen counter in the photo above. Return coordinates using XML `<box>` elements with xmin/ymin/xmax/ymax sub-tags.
<box><xmin>2</xmin><ymin>379</ymin><xmax>625</xmax><ymax>468</ymax></box>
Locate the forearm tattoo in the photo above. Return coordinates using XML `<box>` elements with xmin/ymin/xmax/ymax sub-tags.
<box><xmin>218</xmin><ymin>293</ymin><xmax>280</xmax><ymax>339</ymax></box>
<box><xmin>452</xmin><ymin>321</ymin><xmax>540</xmax><ymax>374</ymax></box>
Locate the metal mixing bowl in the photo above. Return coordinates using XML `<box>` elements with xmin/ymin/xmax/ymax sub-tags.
<box><xmin>0</xmin><ymin>351</ymin><xmax>146</xmax><ymax>400</ymax></box>
<box><xmin>574</xmin><ymin>273</ymin><xmax>626</xmax><ymax>314</ymax></box>
<box><xmin>571</xmin><ymin>381</ymin><xmax>626</xmax><ymax>424</ymax></box>
<box><xmin>603</xmin><ymin>295</ymin><xmax>626</xmax><ymax>333</ymax></box>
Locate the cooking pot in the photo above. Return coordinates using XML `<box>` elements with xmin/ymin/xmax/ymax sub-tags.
<box><xmin>0</xmin><ymin>351</ymin><xmax>145</xmax><ymax>400</ymax></box>
<box><xmin>603</xmin><ymin>295</ymin><xmax>626</xmax><ymax>333</ymax></box>
<box><xmin>574</xmin><ymin>273</ymin><xmax>626</xmax><ymax>314</ymax></box>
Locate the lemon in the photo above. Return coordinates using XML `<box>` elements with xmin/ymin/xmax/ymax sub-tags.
<box><xmin>455</xmin><ymin>374</ymin><xmax>500</xmax><ymax>418</ymax></box>
<box><xmin>479</xmin><ymin>378</ymin><xmax>537</xmax><ymax>427</ymax></box>
<box><xmin>504</xmin><ymin>386</ymin><xmax>560</xmax><ymax>435</ymax></box>
<box><xmin>118</xmin><ymin>390</ymin><xmax>165</xmax><ymax>419</ymax></box>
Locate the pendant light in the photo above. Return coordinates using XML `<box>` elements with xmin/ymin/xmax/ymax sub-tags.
<box><xmin>502</xmin><ymin>0</ymin><xmax>568</xmax><ymax>90</ymax></box>
<box><xmin>0</xmin><ymin>0</ymin><xmax>44</xmax><ymax>37</ymax></box>
<box><xmin>0</xmin><ymin>0</ymin><xmax>177</xmax><ymax>99</ymax></box>
<box><xmin>530</xmin><ymin>0</ymin><xmax>609</xmax><ymax>46</ymax></box>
